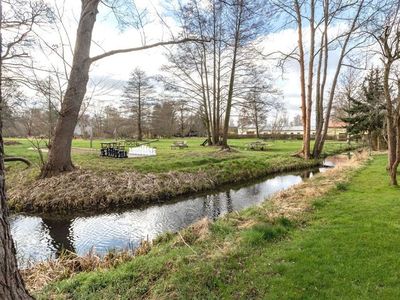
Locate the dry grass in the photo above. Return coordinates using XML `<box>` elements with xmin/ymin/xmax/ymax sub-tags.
<box><xmin>21</xmin><ymin>241</ymin><xmax>152</xmax><ymax>294</ymax></box>
<box><xmin>266</xmin><ymin>151</ymin><xmax>369</xmax><ymax>220</ymax></box>
<box><xmin>8</xmin><ymin>169</ymin><xmax>215</xmax><ymax>213</ymax></box>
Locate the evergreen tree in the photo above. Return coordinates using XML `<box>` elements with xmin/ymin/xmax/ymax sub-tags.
<box><xmin>341</xmin><ymin>69</ymin><xmax>385</xmax><ymax>148</ymax></box>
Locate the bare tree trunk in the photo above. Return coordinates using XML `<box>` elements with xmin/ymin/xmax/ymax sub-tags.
<box><xmin>294</xmin><ymin>0</ymin><xmax>308</xmax><ymax>158</ymax></box>
<box><xmin>0</xmin><ymin>0</ymin><xmax>32</xmax><ymax>295</ymax></box>
<box><xmin>383</xmin><ymin>62</ymin><xmax>398</xmax><ymax>185</ymax></box>
<box><xmin>304</xmin><ymin>0</ymin><xmax>316</xmax><ymax>160</ymax></box>
<box><xmin>212</xmin><ymin>0</ymin><xmax>218</xmax><ymax>145</ymax></box>
<box><xmin>255</xmin><ymin>109</ymin><xmax>260</xmax><ymax>139</ymax></box>
<box><xmin>215</xmin><ymin>32</ymin><xmax>222</xmax><ymax>145</ymax></box>
<box><xmin>137</xmin><ymin>84</ymin><xmax>142</xmax><ymax>141</ymax></box>
<box><xmin>222</xmin><ymin>0</ymin><xmax>243</xmax><ymax>149</ymax></box>
<box><xmin>313</xmin><ymin>0</ymin><xmax>364</xmax><ymax>158</ymax></box>
<box><xmin>313</xmin><ymin>0</ymin><xmax>329</xmax><ymax>157</ymax></box>
<box><xmin>41</xmin><ymin>0</ymin><xmax>99</xmax><ymax>178</ymax></box>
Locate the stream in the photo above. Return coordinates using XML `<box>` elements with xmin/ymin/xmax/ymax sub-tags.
<box><xmin>9</xmin><ymin>157</ymin><xmax>343</xmax><ymax>267</ymax></box>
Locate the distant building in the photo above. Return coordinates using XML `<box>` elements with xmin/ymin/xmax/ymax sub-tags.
<box><xmin>228</xmin><ymin>126</ymin><xmax>239</xmax><ymax>134</ymax></box>
<box><xmin>238</xmin><ymin>125</ymin><xmax>316</xmax><ymax>136</ymax></box>
<box><xmin>327</xmin><ymin>119</ymin><xmax>347</xmax><ymax>139</ymax></box>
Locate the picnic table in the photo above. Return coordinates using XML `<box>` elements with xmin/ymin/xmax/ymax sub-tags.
<box><xmin>100</xmin><ymin>142</ymin><xmax>128</xmax><ymax>158</ymax></box>
<box><xmin>171</xmin><ymin>141</ymin><xmax>188</xmax><ymax>149</ymax></box>
<box><xmin>247</xmin><ymin>141</ymin><xmax>268</xmax><ymax>151</ymax></box>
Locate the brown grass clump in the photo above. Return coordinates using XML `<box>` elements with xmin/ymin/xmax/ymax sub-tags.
<box><xmin>191</xmin><ymin>217</ymin><xmax>210</xmax><ymax>240</ymax></box>
<box><xmin>175</xmin><ymin>218</ymin><xmax>210</xmax><ymax>247</ymax></box>
<box><xmin>22</xmin><ymin>241</ymin><xmax>152</xmax><ymax>293</ymax></box>
<box><xmin>8</xmin><ymin>169</ymin><xmax>215</xmax><ymax>213</ymax></box>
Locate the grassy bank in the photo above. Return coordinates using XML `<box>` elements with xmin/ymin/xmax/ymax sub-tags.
<box><xmin>34</xmin><ymin>152</ymin><xmax>400</xmax><ymax>299</ymax></box>
<box><xmin>5</xmin><ymin>138</ymin><xmax>356</xmax><ymax>213</ymax></box>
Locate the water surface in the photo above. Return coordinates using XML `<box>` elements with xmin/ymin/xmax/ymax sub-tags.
<box><xmin>10</xmin><ymin>163</ymin><xmax>337</xmax><ymax>266</ymax></box>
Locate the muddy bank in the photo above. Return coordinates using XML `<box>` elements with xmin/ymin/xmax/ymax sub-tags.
<box><xmin>8</xmin><ymin>157</ymin><xmax>321</xmax><ymax>214</ymax></box>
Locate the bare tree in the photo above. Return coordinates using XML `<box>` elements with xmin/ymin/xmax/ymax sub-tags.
<box><xmin>122</xmin><ymin>68</ymin><xmax>154</xmax><ymax>141</ymax></box>
<box><xmin>40</xmin><ymin>0</ymin><xmax>205</xmax><ymax>178</ymax></box>
<box><xmin>272</xmin><ymin>0</ymin><xmax>371</xmax><ymax>158</ymax></box>
<box><xmin>370</xmin><ymin>1</ymin><xmax>400</xmax><ymax>185</ymax></box>
<box><xmin>238</xmin><ymin>66</ymin><xmax>280</xmax><ymax>138</ymax></box>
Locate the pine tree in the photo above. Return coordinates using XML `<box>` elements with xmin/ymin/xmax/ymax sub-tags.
<box><xmin>341</xmin><ymin>69</ymin><xmax>385</xmax><ymax>149</ymax></box>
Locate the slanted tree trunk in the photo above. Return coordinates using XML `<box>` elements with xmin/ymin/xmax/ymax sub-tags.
<box><xmin>40</xmin><ymin>0</ymin><xmax>204</xmax><ymax>178</ymax></box>
<box><xmin>41</xmin><ymin>0</ymin><xmax>100</xmax><ymax>178</ymax></box>
<box><xmin>312</xmin><ymin>0</ymin><xmax>364</xmax><ymax>158</ymax></box>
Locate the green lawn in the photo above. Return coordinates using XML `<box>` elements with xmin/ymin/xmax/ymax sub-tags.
<box><xmin>37</xmin><ymin>155</ymin><xmax>400</xmax><ymax>299</ymax></box>
<box><xmin>4</xmin><ymin>137</ymin><xmax>352</xmax><ymax>174</ymax></box>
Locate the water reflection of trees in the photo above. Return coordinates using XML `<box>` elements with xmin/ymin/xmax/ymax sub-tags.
<box><xmin>41</xmin><ymin>218</ymin><xmax>75</xmax><ymax>256</ymax></box>
<box><xmin>201</xmin><ymin>190</ymin><xmax>234</xmax><ymax>220</ymax></box>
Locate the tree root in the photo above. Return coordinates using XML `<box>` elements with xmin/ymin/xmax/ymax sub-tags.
<box><xmin>4</xmin><ymin>157</ymin><xmax>32</xmax><ymax>167</ymax></box>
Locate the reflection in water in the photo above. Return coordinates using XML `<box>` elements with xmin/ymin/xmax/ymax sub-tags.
<box><xmin>10</xmin><ymin>167</ymin><xmax>328</xmax><ymax>266</ymax></box>
<box><xmin>42</xmin><ymin>218</ymin><xmax>75</xmax><ymax>255</ymax></box>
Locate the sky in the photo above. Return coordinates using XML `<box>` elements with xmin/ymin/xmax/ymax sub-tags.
<box><xmin>30</xmin><ymin>0</ymin><xmax>379</xmax><ymax>124</ymax></box>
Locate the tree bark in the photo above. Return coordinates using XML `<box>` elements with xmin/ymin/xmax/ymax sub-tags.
<box><xmin>0</xmin><ymin>0</ymin><xmax>33</xmax><ymax>295</ymax></box>
<box><xmin>137</xmin><ymin>83</ymin><xmax>142</xmax><ymax>141</ymax></box>
<box><xmin>313</xmin><ymin>0</ymin><xmax>364</xmax><ymax>158</ymax></box>
<box><xmin>221</xmin><ymin>0</ymin><xmax>243</xmax><ymax>149</ymax></box>
<box><xmin>294</xmin><ymin>0</ymin><xmax>308</xmax><ymax>158</ymax></box>
<box><xmin>383</xmin><ymin>61</ymin><xmax>398</xmax><ymax>185</ymax></box>
<box><xmin>304</xmin><ymin>0</ymin><xmax>315</xmax><ymax>160</ymax></box>
<box><xmin>40</xmin><ymin>0</ymin><xmax>100</xmax><ymax>178</ymax></box>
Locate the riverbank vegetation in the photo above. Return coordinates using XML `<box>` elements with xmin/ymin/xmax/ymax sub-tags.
<box><xmin>32</xmin><ymin>152</ymin><xmax>400</xmax><ymax>299</ymax></box>
<box><xmin>5</xmin><ymin>138</ymin><xmax>355</xmax><ymax>213</ymax></box>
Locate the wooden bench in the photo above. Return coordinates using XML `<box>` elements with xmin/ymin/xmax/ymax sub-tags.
<box><xmin>171</xmin><ymin>141</ymin><xmax>188</xmax><ymax>149</ymax></box>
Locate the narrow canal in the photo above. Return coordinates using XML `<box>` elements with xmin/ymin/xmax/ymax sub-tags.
<box><xmin>10</xmin><ymin>158</ymin><xmax>342</xmax><ymax>267</ymax></box>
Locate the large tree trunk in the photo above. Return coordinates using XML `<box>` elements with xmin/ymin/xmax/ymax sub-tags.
<box><xmin>40</xmin><ymin>0</ymin><xmax>99</xmax><ymax>178</ymax></box>
<box><xmin>0</xmin><ymin>0</ymin><xmax>32</xmax><ymax>294</ymax></box>
<box><xmin>383</xmin><ymin>61</ymin><xmax>398</xmax><ymax>185</ymax></box>
<box><xmin>0</xmin><ymin>172</ymin><xmax>32</xmax><ymax>299</ymax></box>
